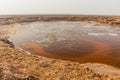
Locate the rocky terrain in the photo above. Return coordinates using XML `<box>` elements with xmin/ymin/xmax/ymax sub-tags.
<box><xmin>0</xmin><ymin>15</ymin><xmax>120</xmax><ymax>80</ymax></box>
<box><xmin>0</xmin><ymin>62</ymin><xmax>38</xmax><ymax>80</ymax></box>
<box><xmin>0</xmin><ymin>15</ymin><xmax>120</xmax><ymax>26</ymax></box>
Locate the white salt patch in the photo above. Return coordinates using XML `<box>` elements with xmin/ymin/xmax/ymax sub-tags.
<box><xmin>88</xmin><ymin>33</ymin><xmax>104</xmax><ymax>36</ymax></box>
<box><xmin>83</xmin><ymin>26</ymin><xmax>91</xmax><ymax>28</ymax></box>
<box><xmin>108</xmin><ymin>33</ymin><xmax>119</xmax><ymax>36</ymax></box>
<box><xmin>36</xmin><ymin>40</ymin><xmax>43</xmax><ymax>43</ymax></box>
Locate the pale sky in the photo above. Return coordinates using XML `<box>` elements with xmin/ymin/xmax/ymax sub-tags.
<box><xmin>0</xmin><ymin>0</ymin><xmax>120</xmax><ymax>15</ymax></box>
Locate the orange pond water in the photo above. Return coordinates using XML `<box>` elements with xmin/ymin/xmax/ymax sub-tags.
<box><xmin>10</xmin><ymin>21</ymin><xmax>120</xmax><ymax>67</ymax></box>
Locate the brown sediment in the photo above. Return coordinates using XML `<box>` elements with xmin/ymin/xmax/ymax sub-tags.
<box><xmin>19</xmin><ymin>38</ymin><xmax>120</xmax><ymax>68</ymax></box>
<box><xmin>0</xmin><ymin>40</ymin><xmax>120</xmax><ymax>80</ymax></box>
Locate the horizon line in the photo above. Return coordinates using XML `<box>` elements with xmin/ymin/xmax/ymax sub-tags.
<box><xmin>0</xmin><ymin>14</ymin><xmax>120</xmax><ymax>16</ymax></box>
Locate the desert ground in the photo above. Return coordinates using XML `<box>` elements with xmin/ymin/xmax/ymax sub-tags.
<box><xmin>0</xmin><ymin>15</ymin><xmax>120</xmax><ymax>80</ymax></box>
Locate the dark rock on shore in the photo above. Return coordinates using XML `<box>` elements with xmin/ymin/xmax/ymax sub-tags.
<box><xmin>0</xmin><ymin>38</ymin><xmax>14</xmax><ymax>48</ymax></box>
